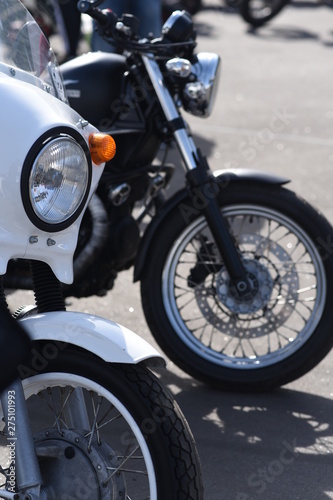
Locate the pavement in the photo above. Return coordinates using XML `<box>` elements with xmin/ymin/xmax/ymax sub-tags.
<box><xmin>7</xmin><ymin>1</ymin><xmax>333</xmax><ymax>498</ymax></box>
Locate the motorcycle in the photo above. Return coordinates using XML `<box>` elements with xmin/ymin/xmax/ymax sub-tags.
<box><xmin>21</xmin><ymin>0</ymin><xmax>202</xmax><ymax>38</ymax></box>
<box><xmin>163</xmin><ymin>0</ymin><xmax>202</xmax><ymax>18</ymax></box>
<box><xmin>6</xmin><ymin>1</ymin><xmax>333</xmax><ymax>393</ymax></box>
<box><xmin>0</xmin><ymin>1</ymin><xmax>203</xmax><ymax>498</ymax></box>
<box><xmin>239</xmin><ymin>0</ymin><xmax>290</xmax><ymax>28</ymax></box>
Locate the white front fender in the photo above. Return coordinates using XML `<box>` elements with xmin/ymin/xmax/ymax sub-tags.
<box><xmin>18</xmin><ymin>311</ymin><xmax>165</xmax><ymax>368</ymax></box>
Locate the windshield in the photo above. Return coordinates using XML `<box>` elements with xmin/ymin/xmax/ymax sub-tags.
<box><xmin>0</xmin><ymin>0</ymin><xmax>66</xmax><ymax>101</ymax></box>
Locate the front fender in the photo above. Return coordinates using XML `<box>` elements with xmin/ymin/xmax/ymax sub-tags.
<box><xmin>18</xmin><ymin>311</ymin><xmax>165</xmax><ymax>368</ymax></box>
<box><xmin>134</xmin><ymin>168</ymin><xmax>289</xmax><ymax>281</ymax></box>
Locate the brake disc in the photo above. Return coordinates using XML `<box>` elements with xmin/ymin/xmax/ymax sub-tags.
<box><xmin>194</xmin><ymin>241</ymin><xmax>299</xmax><ymax>338</ymax></box>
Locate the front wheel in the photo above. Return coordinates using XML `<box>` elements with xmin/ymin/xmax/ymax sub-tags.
<box><xmin>0</xmin><ymin>349</ymin><xmax>203</xmax><ymax>499</ymax></box>
<box><xmin>141</xmin><ymin>183</ymin><xmax>333</xmax><ymax>391</ymax></box>
<box><xmin>239</xmin><ymin>0</ymin><xmax>290</xmax><ymax>27</ymax></box>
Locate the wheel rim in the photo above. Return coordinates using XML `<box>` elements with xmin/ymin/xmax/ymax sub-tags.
<box><xmin>247</xmin><ymin>0</ymin><xmax>282</xmax><ymax>20</ymax></box>
<box><xmin>0</xmin><ymin>373</ymin><xmax>157</xmax><ymax>499</ymax></box>
<box><xmin>162</xmin><ymin>204</ymin><xmax>326</xmax><ymax>370</ymax></box>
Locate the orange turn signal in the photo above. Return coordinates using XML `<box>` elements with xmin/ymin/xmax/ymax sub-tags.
<box><xmin>89</xmin><ymin>133</ymin><xmax>116</xmax><ymax>165</ymax></box>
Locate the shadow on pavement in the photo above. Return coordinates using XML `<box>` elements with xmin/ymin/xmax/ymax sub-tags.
<box><xmin>155</xmin><ymin>366</ymin><xmax>333</xmax><ymax>499</ymax></box>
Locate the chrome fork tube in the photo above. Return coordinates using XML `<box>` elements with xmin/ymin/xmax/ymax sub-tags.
<box><xmin>142</xmin><ymin>54</ymin><xmax>251</xmax><ymax>295</ymax></box>
<box><xmin>1</xmin><ymin>379</ymin><xmax>44</xmax><ymax>497</ymax></box>
<box><xmin>142</xmin><ymin>54</ymin><xmax>199</xmax><ymax>170</ymax></box>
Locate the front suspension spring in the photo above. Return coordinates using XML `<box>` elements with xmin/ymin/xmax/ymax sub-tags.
<box><xmin>30</xmin><ymin>261</ymin><xmax>66</xmax><ymax>313</ymax></box>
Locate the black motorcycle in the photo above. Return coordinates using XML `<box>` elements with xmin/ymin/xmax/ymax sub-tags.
<box><xmin>239</xmin><ymin>0</ymin><xmax>290</xmax><ymax>28</ymax></box>
<box><xmin>163</xmin><ymin>0</ymin><xmax>202</xmax><ymax>18</ymax></box>
<box><xmin>6</xmin><ymin>1</ymin><xmax>333</xmax><ymax>392</ymax></box>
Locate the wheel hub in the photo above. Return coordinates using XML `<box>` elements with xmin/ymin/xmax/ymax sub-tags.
<box><xmin>216</xmin><ymin>259</ymin><xmax>274</xmax><ymax>314</ymax></box>
<box><xmin>34</xmin><ymin>428</ymin><xmax>125</xmax><ymax>499</ymax></box>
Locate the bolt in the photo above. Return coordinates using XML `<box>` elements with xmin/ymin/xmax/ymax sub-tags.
<box><xmin>236</xmin><ymin>281</ymin><xmax>247</xmax><ymax>292</ymax></box>
<box><xmin>79</xmin><ymin>119</ymin><xmax>89</xmax><ymax>128</ymax></box>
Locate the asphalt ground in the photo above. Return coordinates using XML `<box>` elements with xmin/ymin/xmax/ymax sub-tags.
<box><xmin>6</xmin><ymin>1</ymin><xmax>333</xmax><ymax>498</ymax></box>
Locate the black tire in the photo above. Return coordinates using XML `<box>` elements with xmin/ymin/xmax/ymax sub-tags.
<box><xmin>5</xmin><ymin>348</ymin><xmax>203</xmax><ymax>499</ymax></box>
<box><xmin>239</xmin><ymin>0</ymin><xmax>289</xmax><ymax>27</ymax></box>
<box><xmin>182</xmin><ymin>0</ymin><xmax>202</xmax><ymax>14</ymax></box>
<box><xmin>141</xmin><ymin>183</ymin><xmax>333</xmax><ymax>391</ymax></box>
<box><xmin>225</xmin><ymin>0</ymin><xmax>243</xmax><ymax>9</ymax></box>
<box><xmin>162</xmin><ymin>0</ymin><xmax>201</xmax><ymax>18</ymax></box>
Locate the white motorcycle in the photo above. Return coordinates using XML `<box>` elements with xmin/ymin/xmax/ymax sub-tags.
<box><xmin>0</xmin><ymin>1</ymin><xmax>203</xmax><ymax>498</ymax></box>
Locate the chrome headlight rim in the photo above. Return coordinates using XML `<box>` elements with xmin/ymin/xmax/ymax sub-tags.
<box><xmin>21</xmin><ymin>127</ymin><xmax>92</xmax><ymax>233</ymax></box>
<box><xmin>183</xmin><ymin>52</ymin><xmax>221</xmax><ymax>118</ymax></box>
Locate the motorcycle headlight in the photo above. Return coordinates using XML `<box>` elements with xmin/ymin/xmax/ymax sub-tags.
<box><xmin>21</xmin><ymin>128</ymin><xmax>91</xmax><ymax>232</ymax></box>
<box><xmin>183</xmin><ymin>53</ymin><xmax>221</xmax><ymax>118</ymax></box>
<box><xmin>166</xmin><ymin>57</ymin><xmax>192</xmax><ymax>78</ymax></box>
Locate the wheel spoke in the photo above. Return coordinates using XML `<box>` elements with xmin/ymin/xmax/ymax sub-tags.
<box><xmin>87</xmin><ymin>393</ymin><xmax>102</xmax><ymax>449</ymax></box>
<box><xmin>104</xmin><ymin>444</ymin><xmax>142</xmax><ymax>484</ymax></box>
<box><xmin>16</xmin><ymin>377</ymin><xmax>156</xmax><ymax>499</ymax></box>
<box><xmin>162</xmin><ymin>203</ymin><xmax>326</xmax><ymax>369</ymax></box>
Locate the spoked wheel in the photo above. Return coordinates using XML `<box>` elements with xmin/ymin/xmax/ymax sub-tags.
<box><xmin>141</xmin><ymin>183</ymin><xmax>333</xmax><ymax>391</ymax></box>
<box><xmin>224</xmin><ymin>0</ymin><xmax>243</xmax><ymax>8</ymax></box>
<box><xmin>239</xmin><ymin>0</ymin><xmax>290</xmax><ymax>27</ymax></box>
<box><xmin>0</xmin><ymin>349</ymin><xmax>203</xmax><ymax>499</ymax></box>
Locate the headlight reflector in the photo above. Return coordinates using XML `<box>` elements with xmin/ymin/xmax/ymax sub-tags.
<box><xmin>29</xmin><ymin>136</ymin><xmax>89</xmax><ymax>225</ymax></box>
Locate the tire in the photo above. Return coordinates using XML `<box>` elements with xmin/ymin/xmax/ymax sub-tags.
<box><xmin>0</xmin><ymin>348</ymin><xmax>203</xmax><ymax>499</ymax></box>
<box><xmin>239</xmin><ymin>0</ymin><xmax>289</xmax><ymax>27</ymax></box>
<box><xmin>162</xmin><ymin>0</ymin><xmax>201</xmax><ymax>18</ymax></box>
<box><xmin>182</xmin><ymin>0</ymin><xmax>202</xmax><ymax>15</ymax></box>
<box><xmin>225</xmin><ymin>0</ymin><xmax>243</xmax><ymax>9</ymax></box>
<box><xmin>141</xmin><ymin>183</ymin><xmax>333</xmax><ymax>391</ymax></box>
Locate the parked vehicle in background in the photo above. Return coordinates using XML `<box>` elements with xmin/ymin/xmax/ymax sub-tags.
<box><xmin>239</xmin><ymin>0</ymin><xmax>290</xmax><ymax>27</ymax></box>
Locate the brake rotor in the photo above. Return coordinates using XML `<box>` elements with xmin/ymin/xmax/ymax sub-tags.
<box><xmin>194</xmin><ymin>251</ymin><xmax>299</xmax><ymax>338</ymax></box>
<box><xmin>216</xmin><ymin>258</ymin><xmax>274</xmax><ymax>314</ymax></box>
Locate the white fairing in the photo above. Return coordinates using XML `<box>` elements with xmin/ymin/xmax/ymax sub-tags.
<box><xmin>18</xmin><ymin>311</ymin><xmax>165</xmax><ymax>367</ymax></box>
<box><xmin>0</xmin><ymin>73</ymin><xmax>103</xmax><ymax>283</ymax></box>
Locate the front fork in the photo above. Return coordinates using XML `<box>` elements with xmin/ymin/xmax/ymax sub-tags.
<box><xmin>142</xmin><ymin>54</ymin><xmax>251</xmax><ymax>295</ymax></box>
<box><xmin>185</xmin><ymin>153</ymin><xmax>251</xmax><ymax>295</ymax></box>
<box><xmin>0</xmin><ymin>264</ymin><xmax>91</xmax><ymax>499</ymax></box>
<box><xmin>1</xmin><ymin>380</ymin><xmax>46</xmax><ymax>499</ymax></box>
<box><xmin>0</xmin><ymin>383</ymin><xmax>89</xmax><ymax>500</ymax></box>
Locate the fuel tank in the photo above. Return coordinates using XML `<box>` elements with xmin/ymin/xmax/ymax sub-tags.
<box><xmin>61</xmin><ymin>52</ymin><xmax>127</xmax><ymax>128</ymax></box>
<box><xmin>60</xmin><ymin>52</ymin><xmax>161</xmax><ymax>172</ymax></box>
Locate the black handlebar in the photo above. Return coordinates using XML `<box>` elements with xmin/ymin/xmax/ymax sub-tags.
<box><xmin>77</xmin><ymin>0</ymin><xmax>104</xmax><ymax>14</ymax></box>
<box><xmin>76</xmin><ymin>0</ymin><xmax>196</xmax><ymax>56</ymax></box>
<box><xmin>77</xmin><ymin>0</ymin><xmax>117</xmax><ymax>35</ymax></box>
